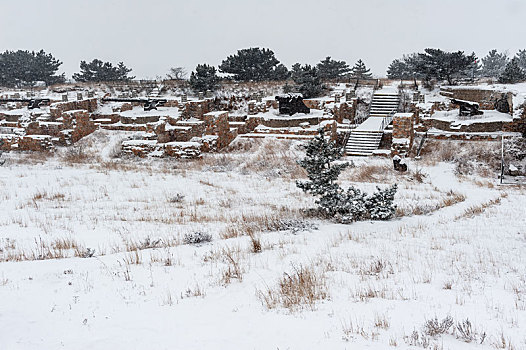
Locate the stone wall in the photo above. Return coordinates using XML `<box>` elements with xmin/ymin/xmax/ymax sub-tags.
<box><xmin>0</xmin><ymin>134</ymin><xmax>54</xmax><ymax>152</ymax></box>
<box><xmin>418</xmin><ymin>115</ymin><xmax>525</xmax><ymax>134</ymax></box>
<box><xmin>440</xmin><ymin>87</ymin><xmax>513</xmax><ymax>112</ymax></box>
<box><xmin>181</xmin><ymin>99</ymin><xmax>214</xmax><ymax>119</ymax></box>
<box><xmin>202</xmin><ymin>111</ymin><xmax>231</xmax><ymax>149</ymax></box>
<box><xmin>331</xmin><ymin>100</ymin><xmax>357</xmax><ymax>123</ymax></box>
<box><xmin>260</xmin><ymin>115</ymin><xmax>325</xmax><ymax>128</ymax></box>
<box><xmin>391</xmin><ymin>113</ymin><xmax>414</xmax><ymax>156</ymax></box>
<box><xmin>50</xmin><ymin>98</ymin><xmax>98</xmax><ymax>119</ymax></box>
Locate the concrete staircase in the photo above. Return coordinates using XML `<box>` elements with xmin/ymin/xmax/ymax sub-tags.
<box><xmin>344</xmin><ymin>130</ymin><xmax>384</xmax><ymax>156</ymax></box>
<box><xmin>344</xmin><ymin>91</ymin><xmax>399</xmax><ymax>156</ymax></box>
<box><xmin>369</xmin><ymin>92</ymin><xmax>400</xmax><ymax>117</ymax></box>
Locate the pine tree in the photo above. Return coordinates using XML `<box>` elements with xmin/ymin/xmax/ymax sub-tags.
<box><xmin>316</xmin><ymin>56</ymin><xmax>350</xmax><ymax>80</ymax></box>
<box><xmin>387</xmin><ymin>59</ymin><xmax>411</xmax><ymax>79</ymax></box>
<box><xmin>296</xmin><ymin>128</ymin><xmax>350</xmax><ymax>217</ymax></box>
<box><xmin>481</xmin><ymin>49</ymin><xmax>508</xmax><ymax>78</ymax></box>
<box><xmin>350</xmin><ymin>59</ymin><xmax>372</xmax><ymax>79</ymax></box>
<box><xmin>290</xmin><ymin>64</ymin><xmax>324</xmax><ymax>98</ymax></box>
<box><xmin>386</xmin><ymin>54</ymin><xmax>422</xmax><ymax>87</ymax></box>
<box><xmin>0</xmin><ymin>49</ymin><xmax>65</xmax><ymax>87</ymax></box>
<box><xmin>365</xmin><ymin>185</ymin><xmax>398</xmax><ymax>220</ymax></box>
<box><xmin>189</xmin><ymin>64</ymin><xmax>220</xmax><ymax>92</ymax></box>
<box><xmin>297</xmin><ymin>128</ymin><xmax>397</xmax><ymax>223</ymax></box>
<box><xmin>415</xmin><ymin>48</ymin><xmax>478</xmax><ymax>85</ymax></box>
<box><xmin>515</xmin><ymin>49</ymin><xmax>526</xmax><ymax>71</ymax></box>
<box><xmin>219</xmin><ymin>48</ymin><xmax>287</xmax><ymax>82</ymax></box>
<box><xmin>72</xmin><ymin>59</ymin><xmax>134</xmax><ymax>82</ymax></box>
<box><xmin>270</xmin><ymin>63</ymin><xmax>290</xmax><ymax>80</ymax></box>
<box><xmin>499</xmin><ymin>57</ymin><xmax>526</xmax><ymax>83</ymax></box>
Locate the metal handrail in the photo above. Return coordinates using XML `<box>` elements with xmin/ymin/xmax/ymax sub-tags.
<box><xmin>379</xmin><ymin>110</ymin><xmax>396</xmax><ymax>131</ymax></box>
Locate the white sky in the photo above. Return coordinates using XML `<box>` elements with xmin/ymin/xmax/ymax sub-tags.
<box><xmin>1</xmin><ymin>0</ymin><xmax>525</xmax><ymax>79</ymax></box>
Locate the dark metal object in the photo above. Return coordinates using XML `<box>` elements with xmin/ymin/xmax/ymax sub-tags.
<box><xmin>102</xmin><ymin>98</ymin><xmax>167</xmax><ymax>111</ymax></box>
<box><xmin>275</xmin><ymin>94</ymin><xmax>310</xmax><ymax>116</ymax></box>
<box><xmin>494</xmin><ymin>95</ymin><xmax>510</xmax><ymax>114</ymax></box>
<box><xmin>393</xmin><ymin>155</ymin><xmax>408</xmax><ymax>172</ymax></box>
<box><xmin>451</xmin><ymin>98</ymin><xmax>484</xmax><ymax>117</ymax></box>
<box><xmin>0</xmin><ymin>98</ymin><xmax>50</xmax><ymax>109</ymax></box>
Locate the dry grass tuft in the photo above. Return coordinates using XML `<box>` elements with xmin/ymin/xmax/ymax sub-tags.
<box><xmin>455</xmin><ymin>195</ymin><xmax>504</xmax><ymax>220</ymax></box>
<box><xmin>220</xmin><ymin>246</ymin><xmax>244</xmax><ymax>285</ymax></box>
<box><xmin>396</xmin><ymin>190</ymin><xmax>466</xmax><ymax>217</ymax></box>
<box><xmin>257</xmin><ymin>264</ymin><xmax>328</xmax><ymax>311</ymax></box>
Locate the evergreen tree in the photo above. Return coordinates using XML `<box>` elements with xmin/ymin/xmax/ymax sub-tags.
<box><xmin>416</xmin><ymin>48</ymin><xmax>477</xmax><ymax>85</ymax></box>
<box><xmin>0</xmin><ymin>49</ymin><xmax>65</xmax><ymax>87</ymax></box>
<box><xmin>189</xmin><ymin>64</ymin><xmax>220</xmax><ymax>92</ymax></box>
<box><xmin>290</xmin><ymin>64</ymin><xmax>324</xmax><ymax>98</ymax></box>
<box><xmin>515</xmin><ymin>49</ymin><xmax>526</xmax><ymax>71</ymax></box>
<box><xmin>350</xmin><ymin>59</ymin><xmax>372</xmax><ymax>79</ymax></box>
<box><xmin>219</xmin><ymin>47</ymin><xmax>287</xmax><ymax>82</ymax></box>
<box><xmin>73</xmin><ymin>59</ymin><xmax>134</xmax><ymax>82</ymax></box>
<box><xmin>386</xmin><ymin>54</ymin><xmax>422</xmax><ymax>87</ymax></box>
<box><xmin>387</xmin><ymin>59</ymin><xmax>411</xmax><ymax>79</ymax></box>
<box><xmin>481</xmin><ymin>49</ymin><xmax>508</xmax><ymax>78</ymax></box>
<box><xmin>499</xmin><ymin>57</ymin><xmax>526</xmax><ymax>83</ymax></box>
<box><xmin>316</xmin><ymin>56</ymin><xmax>350</xmax><ymax>80</ymax></box>
<box><xmin>270</xmin><ymin>63</ymin><xmax>290</xmax><ymax>80</ymax></box>
<box><xmin>297</xmin><ymin>128</ymin><xmax>397</xmax><ymax>223</ymax></box>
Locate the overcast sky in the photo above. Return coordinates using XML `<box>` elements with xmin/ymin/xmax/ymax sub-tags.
<box><xmin>1</xmin><ymin>0</ymin><xmax>525</xmax><ymax>79</ymax></box>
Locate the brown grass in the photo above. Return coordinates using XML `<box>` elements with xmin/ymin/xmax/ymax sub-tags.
<box><xmin>220</xmin><ymin>247</ymin><xmax>244</xmax><ymax>285</ymax></box>
<box><xmin>455</xmin><ymin>194</ymin><xmax>506</xmax><ymax>220</ymax></box>
<box><xmin>257</xmin><ymin>264</ymin><xmax>328</xmax><ymax>311</ymax></box>
<box><xmin>396</xmin><ymin>190</ymin><xmax>466</xmax><ymax>217</ymax></box>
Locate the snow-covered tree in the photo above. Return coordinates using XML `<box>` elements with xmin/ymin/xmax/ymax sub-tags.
<box><xmin>73</xmin><ymin>59</ymin><xmax>134</xmax><ymax>82</ymax></box>
<box><xmin>189</xmin><ymin>63</ymin><xmax>220</xmax><ymax>92</ymax></box>
<box><xmin>219</xmin><ymin>48</ymin><xmax>288</xmax><ymax>82</ymax></box>
<box><xmin>0</xmin><ymin>49</ymin><xmax>65</xmax><ymax>87</ymax></box>
<box><xmin>515</xmin><ymin>49</ymin><xmax>526</xmax><ymax>71</ymax></box>
<box><xmin>481</xmin><ymin>49</ymin><xmax>508</xmax><ymax>78</ymax></box>
<box><xmin>416</xmin><ymin>48</ymin><xmax>478</xmax><ymax>85</ymax></box>
<box><xmin>387</xmin><ymin>58</ymin><xmax>412</xmax><ymax>80</ymax></box>
<box><xmin>350</xmin><ymin>59</ymin><xmax>373</xmax><ymax>79</ymax></box>
<box><xmin>316</xmin><ymin>56</ymin><xmax>350</xmax><ymax>80</ymax></box>
<box><xmin>499</xmin><ymin>57</ymin><xmax>526</xmax><ymax>83</ymax></box>
<box><xmin>290</xmin><ymin>64</ymin><xmax>324</xmax><ymax>98</ymax></box>
<box><xmin>297</xmin><ymin>128</ymin><xmax>397</xmax><ymax>223</ymax></box>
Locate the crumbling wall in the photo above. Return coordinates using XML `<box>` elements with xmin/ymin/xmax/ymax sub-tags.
<box><xmin>440</xmin><ymin>88</ymin><xmax>513</xmax><ymax>112</ymax></box>
<box><xmin>50</xmin><ymin>98</ymin><xmax>98</xmax><ymax>119</ymax></box>
<box><xmin>391</xmin><ymin>113</ymin><xmax>414</xmax><ymax>156</ymax></box>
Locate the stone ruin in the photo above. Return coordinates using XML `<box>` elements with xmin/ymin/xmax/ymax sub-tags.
<box><xmin>0</xmin><ymin>81</ymin><xmax>386</xmax><ymax>158</ymax></box>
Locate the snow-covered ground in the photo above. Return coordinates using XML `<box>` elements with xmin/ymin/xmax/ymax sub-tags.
<box><xmin>0</xmin><ymin>134</ymin><xmax>525</xmax><ymax>350</ymax></box>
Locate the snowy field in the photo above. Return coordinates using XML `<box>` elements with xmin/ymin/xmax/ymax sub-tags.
<box><xmin>0</xmin><ymin>132</ymin><xmax>525</xmax><ymax>350</ymax></box>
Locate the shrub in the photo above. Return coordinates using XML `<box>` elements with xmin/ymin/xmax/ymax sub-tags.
<box><xmin>183</xmin><ymin>231</ymin><xmax>212</xmax><ymax>245</ymax></box>
<box><xmin>423</xmin><ymin>316</ymin><xmax>453</xmax><ymax>337</ymax></box>
<box><xmin>296</xmin><ymin>129</ymin><xmax>397</xmax><ymax>223</ymax></box>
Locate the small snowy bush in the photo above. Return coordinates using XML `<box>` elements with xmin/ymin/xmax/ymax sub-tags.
<box><xmin>296</xmin><ymin>129</ymin><xmax>397</xmax><ymax>223</ymax></box>
<box><xmin>168</xmin><ymin>193</ymin><xmax>185</xmax><ymax>203</ymax></box>
<box><xmin>183</xmin><ymin>231</ymin><xmax>212</xmax><ymax>245</ymax></box>
<box><xmin>79</xmin><ymin>248</ymin><xmax>95</xmax><ymax>258</ymax></box>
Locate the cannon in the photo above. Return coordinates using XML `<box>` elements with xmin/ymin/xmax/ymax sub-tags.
<box><xmin>102</xmin><ymin>98</ymin><xmax>167</xmax><ymax>111</ymax></box>
<box><xmin>275</xmin><ymin>93</ymin><xmax>310</xmax><ymax>116</ymax></box>
<box><xmin>0</xmin><ymin>98</ymin><xmax>51</xmax><ymax>109</ymax></box>
<box><xmin>451</xmin><ymin>98</ymin><xmax>484</xmax><ymax>117</ymax></box>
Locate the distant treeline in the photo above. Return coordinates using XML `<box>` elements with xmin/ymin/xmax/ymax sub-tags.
<box><xmin>1</xmin><ymin>48</ymin><xmax>525</xmax><ymax>95</ymax></box>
